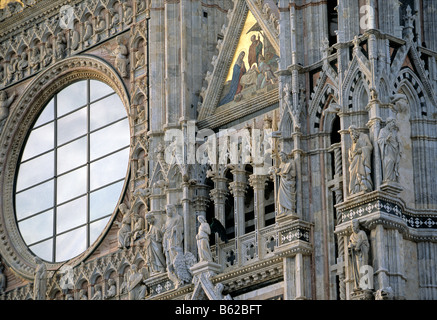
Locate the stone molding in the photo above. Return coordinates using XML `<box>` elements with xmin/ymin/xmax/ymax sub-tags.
<box><xmin>335</xmin><ymin>190</ymin><xmax>437</xmax><ymax>241</ymax></box>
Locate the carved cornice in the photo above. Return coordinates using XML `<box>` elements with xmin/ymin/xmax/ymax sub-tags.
<box><xmin>0</xmin><ymin>55</ymin><xmax>131</xmax><ymax>280</ymax></box>
<box><xmin>335</xmin><ymin>191</ymin><xmax>437</xmax><ymax>241</ymax></box>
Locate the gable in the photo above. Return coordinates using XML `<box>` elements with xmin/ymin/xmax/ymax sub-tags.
<box><xmin>197</xmin><ymin>0</ymin><xmax>280</xmax><ymax>126</ymax></box>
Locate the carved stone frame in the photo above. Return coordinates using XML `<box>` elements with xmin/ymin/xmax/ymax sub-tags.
<box><xmin>197</xmin><ymin>0</ymin><xmax>280</xmax><ymax>128</ymax></box>
<box><xmin>0</xmin><ymin>55</ymin><xmax>131</xmax><ymax>280</ymax></box>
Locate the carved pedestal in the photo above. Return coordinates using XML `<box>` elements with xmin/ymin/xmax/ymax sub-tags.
<box><xmin>190</xmin><ymin>261</ymin><xmax>231</xmax><ymax>300</ymax></box>
<box><xmin>274</xmin><ymin>217</ymin><xmax>313</xmax><ymax>300</ymax></box>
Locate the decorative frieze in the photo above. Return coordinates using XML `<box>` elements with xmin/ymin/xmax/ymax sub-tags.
<box><xmin>337</xmin><ymin>193</ymin><xmax>437</xmax><ymax>230</ymax></box>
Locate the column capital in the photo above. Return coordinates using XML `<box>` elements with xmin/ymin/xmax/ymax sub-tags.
<box><xmin>229</xmin><ymin>181</ymin><xmax>247</xmax><ymax>197</ymax></box>
<box><xmin>248</xmin><ymin>174</ymin><xmax>269</xmax><ymax>189</ymax></box>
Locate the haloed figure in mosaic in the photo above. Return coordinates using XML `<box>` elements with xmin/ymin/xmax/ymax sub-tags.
<box><xmin>348</xmin><ymin>126</ymin><xmax>373</xmax><ymax>195</ymax></box>
<box><xmin>219</xmin><ymin>51</ymin><xmax>246</xmax><ymax>106</ymax></box>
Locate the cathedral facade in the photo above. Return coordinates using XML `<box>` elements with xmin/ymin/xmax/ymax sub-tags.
<box><xmin>0</xmin><ymin>0</ymin><xmax>436</xmax><ymax>301</ymax></box>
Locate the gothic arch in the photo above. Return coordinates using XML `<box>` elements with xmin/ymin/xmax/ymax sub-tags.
<box><xmin>393</xmin><ymin>67</ymin><xmax>430</xmax><ymax>118</ymax></box>
<box><xmin>309</xmin><ymin>83</ymin><xmax>338</xmax><ymax>132</ymax></box>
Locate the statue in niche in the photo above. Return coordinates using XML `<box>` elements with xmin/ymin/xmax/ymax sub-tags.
<box><xmin>104</xmin><ymin>279</ymin><xmax>117</xmax><ymax>299</ymax></box>
<box><xmin>378</xmin><ymin>118</ymin><xmax>402</xmax><ymax>183</ymax></box>
<box><xmin>348</xmin><ymin>126</ymin><xmax>373</xmax><ymax>195</ymax></box>
<box><xmin>0</xmin><ymin>259</ymin><xmax>6</xmax><ymax>294</ymax></box>
<box><xmin>113</xmin><ymin>37</ymin><xmax>129</xmax><ymax>78</ymax></box>
<box><xmin>0</xmin><ymin>90</ymin><xmax>16</xmax><ymax>123</ymax></box>
<box><xmin>95</xmin><ymin>15</ymin><xmax>106</xmax><ymax>34</ymax></box>
<box><xmin>127</xmin><ymin>264</ymin><xmax>147</xmax><ymax>300</ymax></box>
<box><xmin>144</xmin><ymin>213</ymin><xmax>166</xmax><ymax>274</ymax></box>
<box><xmin>33</xmin><ymin>257</ymin><xmax>47</xmax><ymax>300</ymax></box>
<box><xmin>65</xmin><ymin>293</ymin><xmax>74</xmax><ymax>300</ymax></box>
<box><xmin>29</xmin><ymin>47</ymin><xmax>41</xmax><ymax>71</ymax></box>
<box><xmin>55</xmin><ymin>33</ymin><xmax>67</xmax><ymax>59</ymax></box>
<box><xmin>130</xmin><ymin>210</ymin><xmax>145</xmax><ymax>245</ymax></box>
<box><xmin>276</xmin><ymin>151</ymin><xmax>297</xmax><ymax>217</ymax></box>
<box><xmin>16</xmin><ymin>52</ymin><xmax>28</xmax><ymax>80</ymax></box>
<box><xmin>120</xmin><ymin>272</ymin><xmax>129</xmax><ymax>294</ymax></box>
<box><xmin>348</xmin><ymin>219</ymin><xmax>370</xmax><ymax>290</ymax></box>
<box><xmin>79</xmin><ymin>289</ymin><xmax>88</xmax><ymax>300</ymax></box>
<box><xmin>83</xmin><ymin>21</ymin><xmax>93</xmax><ymax>47</ymax></box>
<box><xmin>135</xmin><ymin>50</ymin><xmax>144</xmax><ymax>69</ymax></box>
<box><xmin>41</xmin><ymin>43</ymin><xmax>53</xmax><ymax>67</ymax></box>
<box><xmin>137</xmin><ymin>157</ymin><xmax>146</xmax><ymax>177</ymax></box>
<box><xmin>109</xmin><ymin>8</ymin><xmax>120</xmax><ymax>34</ymax></box>
<box><xmin>136</xmin><ymin>0</ymin><xmax>147</xmax><ymax>13</ymax></box>
<box><xmin>71</xmin><ymin>28</ymin><xmax>80</xmax><ymax>51</ymax></box>
<box><xmin>91</xmin><ymin>285</ymin><xmax>103</xmax><ymax>300</ymax></box>
<box><xmin>5</xmin><ymin>57</ymin><xmax>17</xmax><ymax>84</ymax></box>
<box><xmin>115</xmin><ymin>203</ymin><xmax>131</xmax><ymax>249</ymax></box>
<box><xmin>123</xmin><ymin>2</ymin><xmax>133</xmax><ymax>25</ymax></box>
<box><xmin>196</xmin><ymin>216</ymin><xmax>212</xmax><ymax>263</ymax></box>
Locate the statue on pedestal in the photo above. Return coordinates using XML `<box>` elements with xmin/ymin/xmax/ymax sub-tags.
<box><xmin>276</xmin><ymin>151</ymin><xmax>297</xmax><ymax>217</ymax></box>
<box><xmin>196</xmin><ymin>216</ymin><xmax>213</xmax><ymax>263</ymax></box>
<box><xmin>378</xmin><ymin>118</ymin><xmax>402</xmax><ymax>183</ymax></box>
<box><xmin>348</xmin><ymin>126</ymin><xmax>373</xmax><ymax>195</ymax></box>
<box><xmin>348</xmin><ymin>219</ymin><xmax>370</xmax><ymax>290</ymax></box>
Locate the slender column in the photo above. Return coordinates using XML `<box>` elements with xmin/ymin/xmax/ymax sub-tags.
<box><xmin>210</xmin><ymin>175</ymin><xmax>228</xmax><ymax>265</ymax></box>
<box><xmin>181</xmin><ymin>181</ymin><xmax>193</xmax><ymax>254</ymax></box>
<box><xmin>229</xmin><ymin>166</ymin><xmax>247</xmax><ymax>267</ymax></box>
<box><xmin>283</xmin><ymin>256</ymin><xmax>296</xmax><ymax>300</ymax></box>
<box><xmin>249</xmin><ymin>173</ymin><xmax>268</xmax><ymax>258</ymax></box>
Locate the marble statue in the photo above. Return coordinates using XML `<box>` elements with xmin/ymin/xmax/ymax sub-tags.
<box><xmin>55</xmin><ymin>33</ymin><xmax>67</xmax><ymax>59</ymax></box>
<box><xmin>378</xmin><ymin>118</ymin><xmax>401</xmax><ymax>183</ymax></box>
<box><xmin>0</xmin><ymin>90</ymin><xmax>16</xmax><ymax>122</ymax></box>
<box><xmin>276</xmin><ymin>151</ymin><xmax>297</xmax><ymax>217</ymax></box>
<box><xmin>127</xmin><ymin>264</ymin><xmax>147</xmax><ymax>300</ymax></box>
<box><xmin>104</xmin><ymin>279</ymin><xmax>117</xmax><ymax>299</ymax></box>
<box><xmin>71</xmin><ymin>29</ymin><xmax>80</xmax><ymax>51</ymax></box>
<box><xmin>348</xmin><ymin>219</ymin><xmax>370</xmax><ymax>290</ymax></box>
<box><xmin>29</xmin><ymin>47</ymin><xmax>40</xmax><ymax>71</ymax></box>
<box><xmin>196</xmin><ymin>216</ymin><xmax>213</xmax><ymax>262</ymax></box>
<box><xmin>17</xmin><ymin>52</ymin><xmax>28</xmax><ymax>80</ymax></box>
<box><xmin>79</xmin><ymin>289</ymin><xmax>88</xmax><ymax>300</ymax></box>
<box><xmin>162</xmin><ymin>204</ymin><xmax>184</xmax><ymax>270</ymax></box>
<box><xmin>130</xmin><ymin>210</ymin><xmax>145</xmax><ymax>245</ymax></box>
<box><xmin>115</xmin><ymin>203</ymin><xmax>131</xmax><ymax>249</ymax></box>
<box><xmin>162</xmin><ymin>204</ymin><xmax>196</xmax><ymax>288</ymax></box>
<box><xmin>348</xmin><ymin>126</ymin><xmax>373</xmax><ymax>195</ymax></box>
<box><xmin>123</xmin><ymin>2</ymin><xmax>133</xmax><ymax>25</ymax></box>
<box><xmin>33</xmin><ymin>257</ymin><xmax>47</xmax><ymax>300</ymax></box>
<box><xmin>144</xmin><ymin>213</ymin><xmax>166</xmax><ymax>274</ymax></box>
<box><xmin>83</xmin><ymin>21</ymin><xmax>93</xmax><ymax>46</ymax></box>
<box><xmin>114</xmin><ymin>37</ymin><xmax>129</xmax><ymax>78</ymax></box>
<box><xmin>91</xmin><ymin>285</ymin><xmax>102</xmax><ymax>300</ymax></box>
